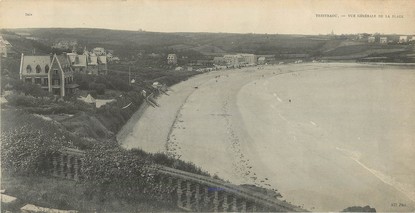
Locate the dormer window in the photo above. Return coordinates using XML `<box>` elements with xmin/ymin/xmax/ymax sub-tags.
<box><xmin>26</xmin><ymin>65</ymin><xmax>32</xmax><ymax>73</ymax></box>
<box><xmin>36</xmin><ymin>65</ymin><xmax>41</xmax><ymax>73</ymax></box>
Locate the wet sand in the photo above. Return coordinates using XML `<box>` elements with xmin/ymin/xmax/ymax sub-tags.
<box><xmin>118</xmin><ymin>63</ymin><xmax>415</xmax><ymax>212</ymax></box>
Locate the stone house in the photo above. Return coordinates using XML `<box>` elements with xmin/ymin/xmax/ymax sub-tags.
<box><xmin>19</xmin><ymin>53</ymin><xmax>79</xmax><ymax>96</ymax></box>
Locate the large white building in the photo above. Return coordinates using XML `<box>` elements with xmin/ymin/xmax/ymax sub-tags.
<box><xmin>223</xmin><ymin>55</ymin><xmax>243</xmax><ymax>67</ymax></box>
<box><xmin>222</xmin><ymin>53</ymin><xmax>257</xmax><ymax>67</ymax></box>
<box><xmin>238</xmin><ymin>54</ymin><xmax>257</xmax><ymax>65</ymax></box>
<box><xmin>368</xmin><ymin>36</ymin><xmax>376</xmax><ymax>43</ymax></box>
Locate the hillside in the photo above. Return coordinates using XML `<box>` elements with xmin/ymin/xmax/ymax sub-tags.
<box><xmin>5</xmin><ymin>28</ymin><xmax>414</xmax><ymax>62</ymax></box>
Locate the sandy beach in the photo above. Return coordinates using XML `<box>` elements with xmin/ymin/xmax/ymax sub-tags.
<box><xmin>118</xmin><ymin>63</ymin><xmax>415</xmax><ymax>212</ymax></box>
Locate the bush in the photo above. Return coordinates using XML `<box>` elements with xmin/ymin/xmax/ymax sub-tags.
<box><xmin>81</xmin><ymin>145</ymin><xmax>168</xmax><ymax>202</ymax></box>
<box><xmin>89</xmin><ymin>82</ymin><xmax>106</xmax><ymax>95</ymax></box>
<box><xmin>1</xmin><ymin>125</ymin><xmax>73</xmax><ymax>176</ymax></box>
<box><xmin>1</xmin><ymin>77</ymin><xmax>49</xmax><ymax>97</ymax></box>
<box><xmin>6</xmin><ymin>94</ymin><xmax>40</xmax><ymax>107</ymax></box>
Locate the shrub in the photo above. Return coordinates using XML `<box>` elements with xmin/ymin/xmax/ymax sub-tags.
<box><xmin>81</xmin><ymin>145</ymin><xmax>166</xmax><ymax>202</ymax></box>
<box><xmin>89</xmin><ymin>82</ymin><xmax>106</xmax><ymax>95</ymax></box>
<box><xmin>6</xmin><ymin>94</ymin><xmax>40</xmax><ymax>107</ymax></box>
<box><xmin>1</xmin><ymin>126</ymin><xmax>73</xmax><ymax>176</ymax></box>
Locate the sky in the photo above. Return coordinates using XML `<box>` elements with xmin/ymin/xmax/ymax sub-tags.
<box><xmin>0</xmin><ymin>0</ymin><xmax>414</xmax><ymax>35</ymax></box>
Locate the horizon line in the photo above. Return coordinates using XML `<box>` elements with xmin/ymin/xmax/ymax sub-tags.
<box><xmin>3</xmin><ymin>27</ymin><xmax>415</xmax><ymax>36</ymax></box>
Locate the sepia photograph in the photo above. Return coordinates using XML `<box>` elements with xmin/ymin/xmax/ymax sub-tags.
<box><xmin>0</xmin><ymin>0</ymin><xmax>414</xmax><ymax>212</ymax></box>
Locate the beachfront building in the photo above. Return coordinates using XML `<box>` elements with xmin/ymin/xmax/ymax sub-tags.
<box><xmin>223</xmin><ymin>55</ymin><xmax>243</xmax><ymax>67</ymax></box>
<box><xmin>20</xmin><ymin>53</ymin><xmax>79</xmax><ymax>96</ymax></box>
<box><xmin>213</xmin><ymin>57</ymin><xmax>227</xmax><ymax>66</ymax></box>
<box><xmin>167</xmin><ymin>54</ymin><xmax>178</xmax><ymax>65</ymax></box>
<box><xmin>239</xmin><ymin>53</ymin><xmax>257</xmax><ymax>65</ymax></box>
<box><xmin>368</xmin><ymin>36</ymin><xmax>376</xmax><ymax>43</ymax></box>
<box><xmin>257</xmin><ymin>55</ymin><xmax>275</xmax><ymax>65</ymax></box>
<box><xmin>257</xmin><ymin>57</ymin><xmax>266</xmax><ymax>65</ymax></box>
<box><xmin>380</xmin><ymin>37</ymin><xmax>388</xmax><ymax>44</ymax></box>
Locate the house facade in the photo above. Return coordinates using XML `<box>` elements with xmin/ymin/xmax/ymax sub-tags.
<box><xmin>239</xmin><ymin>54</ymin><xmax>256</xmax><ymax>65</ymax></box>
<box><xmin>213</xmin><ymin>57</ymin><xmax>227</xmax><ymax>65</ymax></box>
<box><xmin>0</xmin><ymin>36</ymin><xmax>12</xmax><ymax>57</ymax></box>
<box><xmin>399</xmin><ymin>36</ymin><xmax>408</xmax><ymax>43</ymax></box>
<box><xmin>368</xmin><ymin>36</ymin><xmax>376</xmax><ymax>43</ymax></box>
<box><xmin>167</xmin><ymin>54</ymin><xmax>178</xmax><ymax>65</ymax></box>
<box><xmin>19</xmin><ymin>54</ymin><xmax>50</xmax><ymax>91</ymax></box>
<box><xmin>66</xmin><ymin>48</ymin><xmax>107</xmax><ymax>75</ymax></box>
<box><xmin>20</xmin><ymin>53</ymin><xmax>79</xmax><ymax>97</ymax></box>
<box><xmin>223</xmin><ymin>55</ymin><xmax>243</xmax><ymax>67</ymax></box>
<box><xmin>380</xmin><ymin>37</ymin><xmax>388</xmax><ymax>44</ymax></box>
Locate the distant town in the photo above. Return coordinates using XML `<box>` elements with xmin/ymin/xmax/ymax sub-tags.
<box><xmin>1</xmin><ymin>30</ymin><xmax>414</xmax><ymax>98</ymax></box>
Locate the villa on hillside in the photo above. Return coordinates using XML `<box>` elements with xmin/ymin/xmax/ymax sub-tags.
<box><xmin>66</xmin><ymin>47</ymin><xmax>108</xmax><ymax>75</ymax></box>
<box><xmin>380</xmin><ymin>37</ymin><xmax>388</xmax><ymax>44</ymax></box>
<box><xmin>167</xmin><ymin>54</ymin><xmax>178</xmax><ymax>65</ymax></box>
<box><xmin>0</xmin><ymin>35</ymin><xmax>12</xmax><ymax>57</ymax></box>
<box><xmin>20</xmin><ymin>53</ymin><xmax>79</xmax><ymax>96</ymax></box>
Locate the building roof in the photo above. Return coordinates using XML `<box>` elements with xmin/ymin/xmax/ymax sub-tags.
<box><xmin>98</xmin><ymin>56</ymin><xmax>107</xmax><ymax>64</ymax></box>
<box><xmin>167</xmin><ymin>54</ymin><xmax>177</xmax><ymax>58</ymax></box>
<box><xmin>76</xmin><ymin>55</ymin><xmax>87</xmax><ymax>66</ymax></box>
<box><xmin>56</xmin><ymin>54</ymin><xmax>71</xmax><ymax>67</ymax></box>
<box><xmin>67</xmin><ymin>53</ymin><xmax>77</xmax><ymax>63</ymax></box>
<box><xmin>20</xmin><ymin>55</ymin><xmax>51</xmax><ymax>75</ymax></box>
<box><xmin>88</xmin><ymin>55</ymin><xmax>98</xmax><ymax>65</ymax></box>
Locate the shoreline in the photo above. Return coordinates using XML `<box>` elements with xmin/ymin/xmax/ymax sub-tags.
<box><xmin>116</xmin><ymin>63</ymin><xmax>415</xmax><ymax>211</ymax></box>
<box><xmin>116</xmin><ymin>100</ymin><xmax>150</xmax><ymax>145</ymax></box>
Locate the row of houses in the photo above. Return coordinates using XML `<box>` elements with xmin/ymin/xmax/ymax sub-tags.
<box><xmin>169</xmin><ymin>53</ymin><xmax>276</xmax><ymax>69</ymax></box>
<box><xmin>213</xmin><ymin>54</ymin><xmax>257</xmax><ymax>67</ymax></box>
<box><xmin>19</xmin><ymin>48</ymin><xmax>109</xmax><ymax>97</ymax></box>
<box><xmin>368</xmin><ymin>35</ymin><xmax>415</xmax><ymax>44</ymax></box>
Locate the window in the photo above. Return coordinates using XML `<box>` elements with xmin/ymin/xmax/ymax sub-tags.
<box><xmin>54</xmin><ymin>79</ymin><xmax>60</xmax><ymax>85</ymax></box>
<box><xmin>43</xmin><ymin>78</ymin><xmax>48</xmax><ymax>86</ymax></box>
<box><xmin>45</xmin><ymin>65</ymin><xmax>49</xmax><ymax>73</ymax></box>
<box><xmin>54</xmin><ymin>69</ymin><xmax>58</xmax><ymax>75</ymax></box>
<box><xmin>25</xmin><ymin>77</ymin><xmax>32</xmax><ymax>83</ymax></box>
<box><xmin>36</xmin><ymin>65</ymin><xmax>41</xmax><ymax>73</ymax></box>
<box><xmin>34</xmin><ymin>78</ymin><xmax>41</xmax><ymax>84</ymax></box>
<box><xmin>26</xmin><ymin>65</ymin><xmax>32</xmax><ymax>73</ymax></box>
